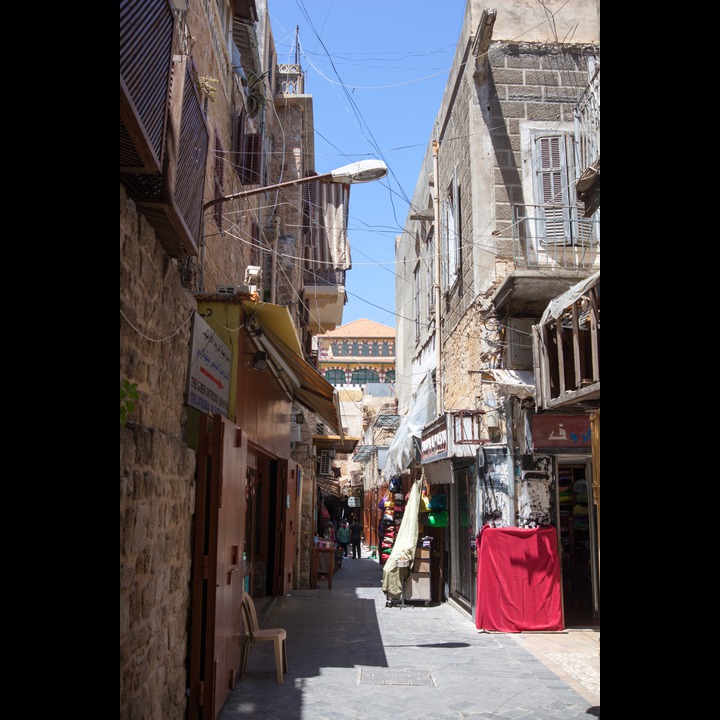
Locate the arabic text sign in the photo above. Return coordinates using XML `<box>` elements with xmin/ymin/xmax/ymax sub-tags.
<box><xmin>530</xmin><ymin>415</ymin><xmax>591</xmax><ymax>449</ymax></box>
<box><xmin>186</xmin><ymin>313</ymin><xmax>232</xmax><ymax>417</ymax></box>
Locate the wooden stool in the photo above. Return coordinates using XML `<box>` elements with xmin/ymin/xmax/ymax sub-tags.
<box><xmin>312</xmin><ymin>547</ymin><xmax>335</xmax><ymax>589</ymax></box>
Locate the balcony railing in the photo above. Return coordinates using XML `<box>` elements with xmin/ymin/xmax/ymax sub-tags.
<box><xmin>277</xmin><ymin>63</ymin><xmax>304</xmax><ymax>95</ymax></box>
<box><xmin>303</xmin><ymin>268</ymin><xmax>346</xmax><ymax>286</ymax></box>
<box><xmin>512</xmin><ymin>204</ymin><xmax>600</xmax><ymax>270</ymax></box>
<box><xmin>574</xmin><ymin>64</ymin><xmax>600</xmax><ymax>175</ymax></box>
<box><xmin>533</xmin><ymin>272</ymin><xmax>600</xmax><ymax>411</ymax></box>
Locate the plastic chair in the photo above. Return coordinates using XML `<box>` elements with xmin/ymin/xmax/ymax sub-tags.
<box><xmin>240</xmin><ymin>593</ymin><xmax>288</xmax><ymax>684</ymax></box>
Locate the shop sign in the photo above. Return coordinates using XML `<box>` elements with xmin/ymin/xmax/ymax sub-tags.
<box><xmin>421</xmin><ymin>415</ymin><xmax>448</xmax><ymax>462</ymax></box>
<box><xmin>186</xmin><ymin>312</ymin><xmax>232</xmax><ymax>417</ymax></box>
<box><xmin>530</xmin><ymin>415</ymin><xmax>591</xmax><ymax>449</ymax></box>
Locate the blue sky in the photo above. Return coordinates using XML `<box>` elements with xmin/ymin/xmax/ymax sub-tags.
<box><xmin>268</xmin><ymin>0</ymin><xmax>467</xmax><ymax>328</ymax></box>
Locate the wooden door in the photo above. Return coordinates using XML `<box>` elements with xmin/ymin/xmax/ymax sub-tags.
<box><xmin>277</xmin><ymin>460</ymin><xmax>299</xmax><ymax>596</ymax></box>
<box><xmin>188</xmin><ymin>414</ymin><xmax>247</xmax><ymax>720</ymax></box>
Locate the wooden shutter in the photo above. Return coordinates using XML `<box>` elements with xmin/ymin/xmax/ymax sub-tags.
<box><xmin>232</xmin><ymin>111</ymin><xmax>246</xmax><ymax>179</ymax></box>
<box><xmin>242</xmin><ymin>133</ymin><xmax>261</xmax><ymax>184</ymax></box>
<box><xmin>534</xmin><ymin>135</ymin><xmax>571</xmax><ymax>245</ymax></box>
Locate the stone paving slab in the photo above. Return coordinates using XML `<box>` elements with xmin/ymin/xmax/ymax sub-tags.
<box><xmin>217</xmin><ymin>550</ymin><xmax>599</xmax><ymax>720</ymax></box>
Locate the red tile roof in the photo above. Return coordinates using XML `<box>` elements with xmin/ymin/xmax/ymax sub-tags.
<box><xmin>319</xmin><ymin>318</ymin><xmax>395</xmax><ymax>339</ymax></box>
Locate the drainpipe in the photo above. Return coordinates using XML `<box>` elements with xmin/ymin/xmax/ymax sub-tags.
<box><xmin>505</xmin><ymin>399</ymin><xmax>516</xmax><ymax>526</ymax></box>
<box><xmin>432</xmin><ymin>139</ymin><xmax>443</xmax><ymax>415</ymax></box>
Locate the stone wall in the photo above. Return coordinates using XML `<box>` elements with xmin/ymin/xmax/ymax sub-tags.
<box><xmin>438</xmin><ymin>43</ymin><xmax>596</xmax><ymax>415</ymax></box>
<box><xmin>120</xmin><ymin>184</ymin><xmax>198</xmax><ymax>720</ymax></box>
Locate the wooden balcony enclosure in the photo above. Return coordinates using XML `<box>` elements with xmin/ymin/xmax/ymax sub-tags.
<box><xmin>120</xmin><ymin>0</ymin><xmax>209</xmax><ymax>259</ymax></box>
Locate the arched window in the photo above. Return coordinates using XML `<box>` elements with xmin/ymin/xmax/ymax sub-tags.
<box><xmin>324</xmin><ymin>369</ymin><xmax>346</xmax><ymax>386</ymax></box>
<box><xmin>351</xmin><ymin>341</ymin><xmax>359</xmax><ymax>355</ymax></box>
<box><xmin>384</xmin><ymin>370</ymin><xmax>395</xmax><ymax>382</ymax></box>
<box><xmin>381</xmin><ymin>341</ymin><xmax>389</xmax><ymax>356</ymax></box>
<box><xmin>371</xmin><ymin>341</ymin><xmax>379</xmax><ymax>356</ymax></box>
<box><xmin>351</xmin><ymin>368</ymin><xmax>379</xmax><ymax>385</ymax></box>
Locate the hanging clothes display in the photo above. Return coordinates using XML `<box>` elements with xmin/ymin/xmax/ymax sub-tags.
<box><xmin>378</xmin><ymin>481</ymin><xmax>405</xmax><ymax>566</ymax></box>
<box><xmin>381</xmin><ymin>478</ymin><xmax>422</xmax><ymax>600</ymax></box>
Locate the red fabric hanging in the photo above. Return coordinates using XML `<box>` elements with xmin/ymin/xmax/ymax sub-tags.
<box><xmin>475</xmin><ymin>525</ymin><xmax>563</xmax><ymax>632</ymax></box>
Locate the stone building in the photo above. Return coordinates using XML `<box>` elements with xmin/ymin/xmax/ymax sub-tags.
<box><xmin>120</xmin><ymin>2</ymin><xmax>384</xmax><ymax>718</ymax></box>
<box><xmin>390</xmin><ymin>0</ymin><xmax>600</xmax><ymax>628</ymax></box>
<box><xmin>314</xmin><ymin>319</ymin><xmax>397</xmax><ymax>547</ymax></box>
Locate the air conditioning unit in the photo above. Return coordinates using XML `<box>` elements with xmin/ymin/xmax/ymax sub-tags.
<box><xmin>318</xmin><ymin>450</ymin><xmax>332</xmax><ymax>475</ymax></box>
<box><xmin>217</xmin><ymin>284</ymin><xmax>251</xmax><ymax>296</ymax></box>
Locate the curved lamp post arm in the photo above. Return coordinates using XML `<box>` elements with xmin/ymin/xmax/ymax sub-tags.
<box><xmin>203</xmin><ymin>159</ymin><xmax>387</xmax><ymax>210</ymax></box>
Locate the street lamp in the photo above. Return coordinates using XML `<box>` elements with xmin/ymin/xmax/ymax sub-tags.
<box><xmin>203</xmin><ymin>159</ymin><xmax>388</xmax><ymax>210</ymax></box>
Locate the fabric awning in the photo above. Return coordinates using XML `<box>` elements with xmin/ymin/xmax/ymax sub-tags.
<box><xmin>384</xmin><ymin>372</ymin><xmax>436</xmax><ymax>478</ymax></box>
<box><xmin>539</xmin><ymin>271</ymin><xmax>600</xmax><ymax>326</ymax></box>
<box><xmin>243</xmin><ymin>300</ymin><xmax>341</xmax><ymax>433</ymax></box>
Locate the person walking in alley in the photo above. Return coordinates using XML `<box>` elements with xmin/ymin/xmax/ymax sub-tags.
<box><xmin>349</xmin><ymin>516</ymin><xmax>364</xmax><ymax>559</ymax></box>
<box><xmin>336</xmin><ymin>520</ymin><xmax>350</xmax><ymax>557</ymax></box>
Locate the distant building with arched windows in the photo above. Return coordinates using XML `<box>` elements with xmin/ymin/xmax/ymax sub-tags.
<box><xmin>316</xmin><ymin>319</ymin><xmax>395</xmax><ymax>390</ymax></box>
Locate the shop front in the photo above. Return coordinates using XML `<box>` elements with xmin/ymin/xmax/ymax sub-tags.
<box><xmin>418</xmin><ymin>407</ymin><xmax>598</xmax><ymax>630</ymax></box>
<box><xmin>420</xmin><ymin>411</ymin><xmax>484</xmax><ymax>615</ymax></box>
<box><xmin>530</xmin><ymin>413</ymin><xmax>599</xmax><ymax>626</ymax></box>
<box><xmin>185</xmin><ymin>295</ymin><xmax>342</xmax><ymax>717</ymax></box>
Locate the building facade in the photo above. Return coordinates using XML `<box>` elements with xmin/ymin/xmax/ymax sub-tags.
<box><xmin>317</xmin><ymin>318</ymin><xmax>396</xmax><ymax>389</ymax></box>
<box><xmin>120</xmin><ymin>2</ymin><xmax>375</xmax><ymax>718</ymax></box>
<box><xmin>388</xmin><ymin>0</ymin><xmax>600</xmax><ymax>628</ymax></box>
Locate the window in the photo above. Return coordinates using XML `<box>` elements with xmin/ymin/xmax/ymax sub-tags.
<box><xmin>506</xmin><ymin>317</ymin><xmax>536</xmax><ymax>370</ymax></box>
<box><xmin>384</xmin><ymin>370</ymin><xmax>396</xmax><ymax>383</ymax></box>
<box><xmin>230</xmin><ymin>110</ymin><xmax>261</xmax><ymax>185</ymax></box>
<box><xmin>414</xmin><ymin>263</ymin><xmax>421</xmax><ymax>340</ymax></box>
<box><xmin>351</xmin><ymin>369</ymin><xmax>379</xmax><ymax>385</ymax></box>
<box><xmin>521</xmin><ymin>125</ymin><xmax>596</xmax><ymax>250</ymax></box>
<box><xmin>533</xmin><ymin>134</ymin><xmax>571</xmax><ymax>245</ymax></box>
<box><xmin>426</xmin><ymin>225</ymin><xmax>435</xmax><ymax>314</ymax></box>
<box><xmin>441</xmin><ymin>167</ymin><xmax>461</xmax><ymax>290</ymax></box>
<box><xmin>241</xmin><ymin>132</ymin><xmax>261</xmax><ymax>185</ymax></box>
<box><xmin>324</xmin><ymin>369</ymin><xmax>346</xmax><ymax>385</ymax></box>
<box><xmin>381</xmin><ymin>341</ymin><xmax>389</xmax><ymax>356</ymax></box>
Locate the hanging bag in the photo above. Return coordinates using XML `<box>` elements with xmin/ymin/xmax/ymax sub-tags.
<box><xmin>427</xmin><ymin>510</ymin><xmax>448</xmax><ymax>527</ymax></box>
<box><xmin>428</xmin><ymin>494</ymin><xmax>447</xmax><ymax>511</ymax></box>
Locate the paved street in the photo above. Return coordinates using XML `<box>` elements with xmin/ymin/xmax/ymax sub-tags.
<box><xmin>217</xmin><ymin>547</ymin><xmax>599</xmax><ymax>719</ymax></box>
